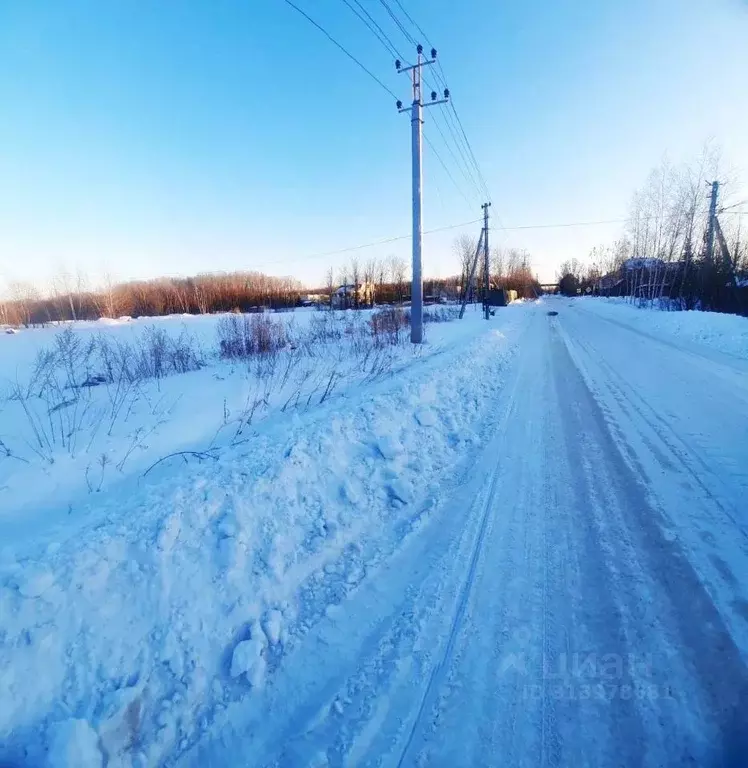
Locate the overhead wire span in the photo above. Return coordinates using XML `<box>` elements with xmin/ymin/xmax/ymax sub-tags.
<box><xmin>350</xmin><ymin>0</ymin><xmax>411</xmax><ymax>62</ymax></box>
<box><xmin>380</xmin><ymin>0</ymin><xmax>493</xmax><ymax>203</ymax></box>
<box><xmin>392</xmin><ymin>0</ymin><xmax>431</xmax><ymax>45</ymax></box>
<box><xmin>430</xmin><ymin>102</ymin><xmax>485</xmax><ymax>200</ymax></box>
<box><xmin>247</xmin><ymin>211</ymin><xmax>736</xmax><ymax>274</ymax></box>
<box><xmin>423</xmin><ymin>133</ymin><xmax>475</xmax><ymax>210</ymax></box>
<box><xmin>252</xmin><ymin>217</ymin><xmax>485</xmax><ymax>270</ymax></box>
<box><xmin>426</xmin><ymin>116</ymin><xmax>482</xmax><ymax>206</ymax></box>
<box><xmin>378</xmin><ymin>0</ymin><xmax>417</xmax><ymax>45</ymax></box>
<box><xmin>340</xmin><ymin>0</ymin><xmax>400</xmax><ymax>60</ymax></box>
<box><xmin>448</xmin><ymin>101</ymin><xmax>492</xmax><ymax>202</ymax></box>
<box><xmin>282</xmin><ymin>0</ymin><xmax>398</xmax><ymax>100</ymax></box>
<box><xmin>334</xmin><ymin>0</ymin><xmax>488</xmax><ymax>207</ymax></box>
<box><xmin>334</xmin><ymin>0</ymin><xmax>480</xmax><ymax>207</ymax></box>
<box><xmin>497</xmin><ymin>215</ymin><xmax>677</xmax><ymax>231</ymax></box>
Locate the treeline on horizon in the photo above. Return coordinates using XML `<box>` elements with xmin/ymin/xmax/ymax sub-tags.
<box><xmin>1</xmin><ymin>247</ymin><xmax>543</xmax><ymax>327</ymax></box>
<box><xmin>2</xmin><ymin>272</ymin><xmax>307</xmax><ymax>327</ymax></box>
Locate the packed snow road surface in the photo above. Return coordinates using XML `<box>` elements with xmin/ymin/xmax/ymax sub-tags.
<box><xmin>191</xmin><ymin>301</ymin><xmax>748</xmax><ymax>767</ymax></box>
<box><xmin>2</xmin><ymin>300</ymin><xmax>748</xmax><ymax>767</ymax></box>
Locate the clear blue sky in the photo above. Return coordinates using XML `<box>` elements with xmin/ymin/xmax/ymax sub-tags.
<box><xmin>1</xmin><ymin>0</ymin><xmax>747</xmax><ymax>291</ymax></box>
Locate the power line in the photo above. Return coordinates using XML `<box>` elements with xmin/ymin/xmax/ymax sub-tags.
<box><xmin>423</xmin><ymin>132</ymin><xmax>474</xmax><ymax>210</ymax></box>
<box><xmin>378</xmin><ymin>0</ymin><xmax>417</xmax><ymax>45</ymax></box>
<box><xmin>380</xmin><ymin>0</ymin><xmax>493</xmax><ymax>203</ymax></box>
<box><xmin>448</xmin><ymin>101</ymin><xmax>492</xmax><ymax>203</ymax></box>
<box><xmin>282</xmin><ymin>0</ymin><xmax>398</xmax><ymax>100</ymax></box>
<box><xmin>337</xmin><ymin>0</ymin><xmax>483</xmax><ymax>210</ymax></box>
<box><xmin>335</xmin><ymin>0</ymin><xmax>482</xmax><ymax>212</ymax></box>
<box><xmin>256</xmin><ymin>213</ymin><xmax>718</xmax><ymax>273</ymax></box>
<box><xmin>422</xmin><ymin>140</ymin><xmax>450</xmax><ymax>220</ymax></box>
<box><xmin>335</xmin><ymin>0</ymin><xmax>489</xmax><ymax>208</ymax></box>
<box><xmin>431</xmin><ymin>102</ymin><xmax>485</xmax><ymax>200</ymax></box>
<box><xmin>719</xmin><ymin>201</ymin><xmax>747</xmax><ymax>213</ymax></box>
<box><xmin>425</xmin><ymin>115</ymin><xmax>481</xmax><ymax>206</ymax></box>
<box><xmin>494</xmin><ymin>213</ymin><xmax>734</xmax><ymax>232</ymax></box>
<box><xmin>353</xmin><ymin>0</ymin><xmax>411</xmax><ymax>62</ymax></box>
<box><xmin>498</xmin><ymin>218</ymin><xmax>628</xmax><ymax>231</ymax></box>
<box><xmin>424</xmin><ymin>65</ymin><xmax>493</xmax><ymax>204</ymax></box>
<box><xmin>392</xmin><ymin>0</ymin><xmax>431</xmax><ymax>44</ymax></box>
<box><xmin>340</xmin><ymin>0</ymin><xmax>400</xmax><ymax>60</ymax></box>
<box><xmin>252</xmin><ymin>217</ymin><xmax>485</xmax><ymax>270</ymax></box>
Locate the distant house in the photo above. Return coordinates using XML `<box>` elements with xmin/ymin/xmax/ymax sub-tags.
<box><xmin>623</xmin><ymin>257</ymin><xmax>665</xmax><ymax>271</ymax></box>
<box><xmin>597</xmin><ymin>258</ymin><xmax>686</xmax><ymax>298</ymax></box>
<box><xmin>301</xmin><ymin>294</ymin><xmax>327</xmax><ymax>307</ymax></box>
<box><xmin>332</xmin><ymin>283</ymin><xmax>374</xmax><ymax>309</ymax></box>
<box><xmin>596</xmin><ymin>273</ymin><xmax>624</xmax><ymax>295</ymax></box>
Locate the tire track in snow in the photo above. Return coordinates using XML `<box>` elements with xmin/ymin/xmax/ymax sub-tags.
<box><xmin>180</xmin><ymin>320</ymin><xmax>534</xmax><ymax>767</ymax></box>
<box><xmin>395</xmin><ymin>332</ymin><xmax>529</xmax><ymax>767</ymax></box>
<box><xmin>553</xmin><ymin>313</ymin><xmax>748</xmax><ymax>542</ymax></box>
<box><xmin>569</xmin><ymin>319</ymin><xmax>746</xmax><ymax>537</ymax></box>
<box><xmin>550</xmin><ymin>310</ymin><xmax>748</xmax><ymax>762</ymax></box>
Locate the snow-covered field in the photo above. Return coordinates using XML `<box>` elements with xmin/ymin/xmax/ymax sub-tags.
<box><xmin>2</xmin><ymin>298</ymin><xmax>748</xmax><ymax>767</ymax></box>
<box><xmin>0</xmin><ymin>303</ymin><xmax>528</xmax><ymax>766</ymax></box>
<box><xmin>0</xmin><ymin>307</ymin><xmax>476</xmax><ymax>540</ymax></box>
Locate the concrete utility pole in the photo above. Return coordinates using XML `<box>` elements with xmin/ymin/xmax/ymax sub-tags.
<box><xmin>396</xmin><ymin>45</ymin><xmax>449</xmax><ymax>343</ymax></box>
<box><xmin>706</xmin><ymin>180</ymin><xmax>720</xmax><ymax>264</ymax></box>
<box><xmin>482</xmin><ymin>202</ymin><xmax>491</xmax><ymax>319</ymax></box>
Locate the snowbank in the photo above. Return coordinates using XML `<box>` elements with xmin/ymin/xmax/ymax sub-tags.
<box><xmin>570</xmin><ymin>297</ymin><xmax>748</xmax><ymax>360</ymax></box>
<box><xmin>0</xmin><ymin>304</ymin><xmax>531</xmax><ymax>766</ymax></box>
<box><xmin>0</xmin><ymin>308</ymin><xmax>476</xmax><ymax>537</ymax></box>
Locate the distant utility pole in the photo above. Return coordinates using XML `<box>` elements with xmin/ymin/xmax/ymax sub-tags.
<box><xmin>482</xmin><ymin>202</ymin><xmax>491</xmax><ymax>319</ymax></box>
<box><xmin>458</xmin><ymin>227</ymin><xmax>484</xmax><ymax>319</ymax></box>
<box><xmin>706</xmin><ymin>180</ymin><xmax>720</xmax><ymax>264</ymax></box>
<box><xmin>396</xmin><ymin>45</ymin><xmax>450</xmax><ymax>343</ymax></box>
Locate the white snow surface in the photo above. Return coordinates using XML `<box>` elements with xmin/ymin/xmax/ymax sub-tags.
<box><xmin>0</xmin><ymin>304</ymin><xmax>526</xmax><ymax>766</ymax></box>
<box><xmin>2</xmin><ymin>298</ymin><xmax>748</xmax><ymax>766</ymax></box>
<box><xmin>573</xmin><ymin>296</ymin><xmax>748</xmax><ymax>359</ymax></box>
<box><xmin>46</xmin><ymin>719</ymin><xmax>102</xmax><ymax>768</ymax></box>
<box><xmin>0</xmin><ymin>307</ymin><xmax>480</xmax><ymax>538</ymax></box>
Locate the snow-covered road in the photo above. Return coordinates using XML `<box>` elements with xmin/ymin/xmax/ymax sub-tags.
<box><xmin>3</xmin><ymin>300</ymin><xmax>748</xmax><ymax>767</ymax></box>
<box><xmin>193</xmin><ymin>300</ymin><xmax>748</xmax><ymax>767</ymax></box>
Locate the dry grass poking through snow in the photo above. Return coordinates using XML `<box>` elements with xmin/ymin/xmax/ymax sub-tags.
<box><xmin>0</xmin><ymin>307</ymin><xmax>461</xmax><ymax>498</ymax></box>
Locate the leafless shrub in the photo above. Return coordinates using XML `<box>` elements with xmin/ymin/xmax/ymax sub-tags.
<box><xmin>217</xmin><ymin>314</ymin><xmax>288</xmax><ymax>358</ymax></box>
<box><xmin>361</xmin><ymin>347</ymin><xmax>396</xmax><ymax>380</ymax></box>
<box><xmin>307</xmin><ymin>312</ymin><xmax>344</xmax><ymax>344</ymax></box>
<box><xmin>5</xmin><ymin>325</ymin><xmax>203</xmax><ymax>463</ymax></box>
<box><xmin>228</xmin><ymin>379</ymin><xmax>271</xmax><ymax>444</ymax></box>
<box><xmin>143</xmin><ymin>449</ymin><xmax>219</xmax><ymax>477</ymax></box>
<box><xmin>116</xmin><ymin>422</ymin><xmax>161</xmax><ymax>472</ymax></box>
<box><xmin>319</xmin><ymin>368</ymin><xmax>340</xmax><ymax>403</ymax></box>
<box><xmin>103</xmin><ymin>371</ymin><xmax>141</xmax><ymax>436</ymax></box>
<box><xmin>85</xmin><ymin>453</ymin><xmax>110</xmax><ymax>492</ymax></box>
<box><xmin>9</xmin><ymin>356</ymin><xmax>95</xmax><ymax>463</ymax></box>
<box><xmin>370</xmin><ymin>308</ymin><xmax>408</xmax><ymax>346</ymax></box>
<box><xmin>132</xmin><ymin>326</ymin><xmax>204</xmax><ymax>380</ymax></box>
<box><xmin>0</xmin><ymin>437</ymin><xmax>29</xmax><ymax>464</ymax></box>
<box><xmin>423</xmin><ymin>306</ymin><xmax>460</xmax><ymax>323</ymax></box>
